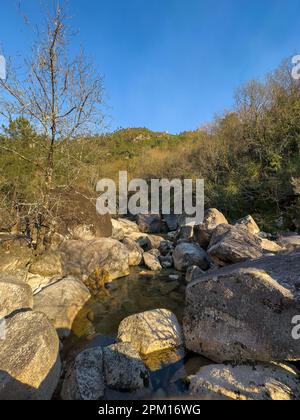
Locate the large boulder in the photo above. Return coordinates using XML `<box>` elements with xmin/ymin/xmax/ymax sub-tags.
<box><xmin>118</xmin><ymin>309</ymin><xmax>184</xmax><ymax>356</ymax></box>
<box><xmin>193</xmin><ymin>209</ymin><xmax>228</xmax><ymax>249</ymax></box>
<box><xmin>173</xmin><ymin>242</ymin><xmax>211</xmax><ymax>272</ymax></box>
<box><xmin>0</xmin><ymin>278</ymin><xmax>33</xmax><ymax>318</ymax></box>
<box><xmin>50</xmin><ymin>187</ymin><xmax>112</xmax><ymax>239</ymax></box>
<box><xmin>60</xmin><ymin>238</ymin><xmax>130</xmax><ymax>282</ymax></box>
<box><xmin>137</xmin><ymin>214</ymin><xmax>167</xmax><ymax>234</ymax></box>
<box><xmin>235</xmin><ymin>215</ymin><xmax>260</xmax><ymax>235</ymax></box>
<box><xmin>34</xmin><ymin>277</ymin><xmax>91</xmax><ymax>339</ymax></box>
<box><xmin>0</xmin><ymin>311</ymin><xmax>61</xmax><ymax>400</ymax></box>
<box><xmin>61</xmin><ymin>347</ymin><xmax>104</xmax><ymax>401</ymax></box>
<box><xmin>183</xmin><ymin>252</ymin><xmax>300</xmax><ymax>363</ymax></box>
<box><xmin>189</xmin><ymin>364</ymin><xmax>300</xmax><ymax>401</ymax></box>
<box><xmin>29</xmin><ymin>251</ymin><xmax>63</xmax><ymax>277</ymax></box>
<box><xmin>207</xmin><ymin>224</ymin><xmax>264</xmax><ymax>266</ymax></box>
<box><xmin>103</xmin><ymin>343</ymin><xmax>149</xmax><ymax>391</ymax></box>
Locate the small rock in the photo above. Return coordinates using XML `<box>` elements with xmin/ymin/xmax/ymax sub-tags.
<box><xmin>118</xmin><ymin>309</ymin><xmax>184</xmax><ymax>356</ymax></box>
<box><xmin>173</xmin><ymin>242</ymin><xmax>211</xmax><ymax>272</ymax></box>
<box><xmin>193</xmin><ymin>208</ymin><xmax>228</xmax><ymax>249</ymax></box>
<box><xmin>235</xmin><ymin>215</ymin><xmax>260</xmax><ymax>235</ymax></box>
<box><xmin>143</xmin><ymin>252</ymin><xmax>162</xmax><ymax>271</ymax></box>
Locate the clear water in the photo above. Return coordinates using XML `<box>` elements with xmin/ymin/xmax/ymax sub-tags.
<box><xmin>63</xmin><ymin>268</ymin><xmax>211</xmax><ymax>399</ymax></box>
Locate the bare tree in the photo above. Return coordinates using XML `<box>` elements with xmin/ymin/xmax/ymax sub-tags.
<box><xmin>0</xmin><ymin>3</ymin><xmax>105</xmax><ymax>196</ymax></box>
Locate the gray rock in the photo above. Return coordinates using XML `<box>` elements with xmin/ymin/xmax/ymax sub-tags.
<box><xmin>207</xmin><ymin>224</ymin><xmax>264</xmax><ymax>266</ymax></box>
<box><xmin>61</xmin><ymin>347</ymin><xmax>104</xmax><ymax>400</ymax></box>
<box><xmin>34</xmin><ymin>277</ymin><xmax>91</xmax><ymax>339</ymax></box>
<box><xmin>189</xmin><ymin>364</ymin><xmax>300</xmax><ymax>401</ymax></box>
<box><xmin>0</xmin><ymin>311</ymin><xmax>61</xmax><ymax>400</ymax></box>
<box><xmin>0</xmin><ymin>278</ymin><xmax>33</xmax><ymax>318</ymax></box>
<box><xmin>137</xmin><ymin>214</ymin><xmax>167</xmax><ymax>234</ymax></box>
<box><xmin>173</xmin><ymin>242</ymin><xmax>211</xmax><ymax>272</ymax></box>
<box><xmin>163</xmin><ymin>214</ymin><xmax>179</xmax><ymax>232</ymax></box>
<box><xmin>160</xmin><ymin>254</ymin><xmax>174</xmax><ymax>269</ymax></box>
<box><xmin>184</xmin><ymin>252</ymin><xmax>300</xmax><ymax>363</ymax></box>
<box><xmin>118</xmin><ymin>309</ymin><xmax>184</xmax><ymax>356</ymax></box>
<box><xmin>103</xmin><ymin>343</ymin><xmax>149</xmax><ymax>391</ymax></box>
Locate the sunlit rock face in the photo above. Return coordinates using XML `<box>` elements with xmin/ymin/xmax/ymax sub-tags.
<box><xmin>184</xmin><ymin>252</ymin><xmax>300</xmax><ymax>363</ymax></box>
<box><xmin>117</xmin><ymin>309</ymin><xmax>184</xmax><ymax>356</ymax></box>
<box><xmin>0</xmin><ymin>311</ymin><xmax>61</xmax><ymax>400</ymax></box>
<box><xmin>189</xmin><ymin>364</ymin><xmax>300</xmax><ymax>401</ymax></box>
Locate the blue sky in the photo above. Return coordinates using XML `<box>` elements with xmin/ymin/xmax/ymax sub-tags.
<box><xmin>0</xmin><ymin>0</ymin><xmax>300</xmax><ymax>133</ymax></box>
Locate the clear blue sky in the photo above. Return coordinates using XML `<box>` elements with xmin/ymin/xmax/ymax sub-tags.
<box><xmin>0</xmin><ymin>0</ymin><xmax>300</xmax><ymax>133</ymax></box>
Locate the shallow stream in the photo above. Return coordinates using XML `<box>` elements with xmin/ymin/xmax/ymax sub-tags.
<box><xmin>63</xmin><ymin>268</ymin><xmax>211</xmax><ymax>399</ymax></box>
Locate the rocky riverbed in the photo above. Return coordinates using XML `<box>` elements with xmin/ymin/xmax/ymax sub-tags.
<box><xmin>0</xmin><ymin>209</ymin><xmax>300</xmax><ymax>400</ymax></box>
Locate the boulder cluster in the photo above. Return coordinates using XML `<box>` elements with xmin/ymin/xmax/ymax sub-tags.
<box><xmin>0</xmin><ymin>208</ymin><xmax>299</xmax><ymax>400</ymax></box>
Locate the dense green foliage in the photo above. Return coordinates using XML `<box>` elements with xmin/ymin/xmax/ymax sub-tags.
<box><xmin>1</xmin><ymin>61</ymin><xmax>300</xmax><ymax>232</ymax></box>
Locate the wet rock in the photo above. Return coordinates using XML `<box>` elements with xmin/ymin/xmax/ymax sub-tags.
<box><xmin>159</xmin><ymin>254</ymin><xmax>173</xmax><ymax>269</ymax></box>
<box><xmin>235</xmin><ymin>215</ymin><xmax>260</xmax><ymax>235</ymax></box>
<box><xmin>207</xmin><ymin>224</ymin><xmax>264</xmax><ymax>266</ymax></box>
<box><xmin>103</xmin><ymin>343</ymin><xmax>149</xmax><ymax>391</ymax></box>
<box><xmin>173</xmin><ymin>242</ymin><xmax>211</xmax><ymax>272</ymax></box>
<box><xmin>184</xmin><ymin>252</ymin><xmax>300</xmax><ymax>363</ymax></box>
<box><xmin>193</xmin><ymin>208</ymin><xmax>229</xmax><ymax>249</ymax></box>
<box><xmin>60</xmin><ymin>238</ymin><xmax>130</xmax><ymax>282</ymax></box>
<box><xmin>189</xmin><ymin>364</ymin><xmax>300</xmax><ymax>401</ymax></box>
<box><xmin>29</xmin><ymin>251</ymin><xmax>63</xmax><ymax>277</ymax></box>
<box><xmin>0</xmin><ymin>311</ymin><xmax>61</xmax><ymax>400</ymax></box>
<box><xmin>61</xmin><ymin>347</ymin><xmax>104</xmax><ymax>400</ymax></box>
<box><xmin>122</xmin><ymin>238</ymin><xmax>143</xmax><ymax>266</ymax></box>
<box><xmin>0</xmin><ymin>277</ymin><xmax>33</xmax><ymax>318</ymax></box>
<box><xmin>159</xmin><ymin>240</ymin><xmax>174</xmax><ymax>256</ymax></box>
<box><xmin>118</xmin><ymin>309</ymin><xmax>184</xmax><ymax>356</ymax></box>
<box><xmin>34</xmin><ymin>277</ymin><xmax>91</xmax><ymax>339</ymax></box>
